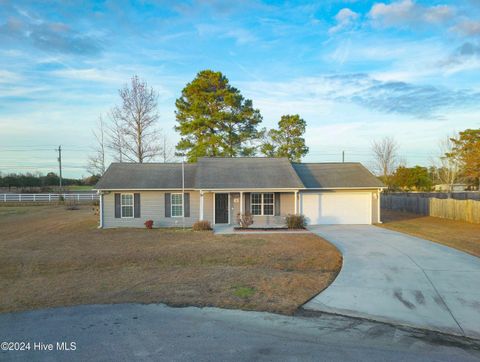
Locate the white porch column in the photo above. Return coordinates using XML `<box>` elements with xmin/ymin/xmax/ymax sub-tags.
<box><xmin>294</xmin><ymin>191</ymin><xmax>298</xmax><ymax>214</ymax></box>
<box><xmin>228</xmin><ymin>192</ymin><xmax>231</xmax><ymax>224</ymax></box>
<box><xmin>240</xmin><ymin>191</ymin><xmax>243</xmax><ymax>215</ymax></box>
<box><xmin>199</xmin><ymin>191</ymin><xmax>204</xmax><ymax>220</ymax></box>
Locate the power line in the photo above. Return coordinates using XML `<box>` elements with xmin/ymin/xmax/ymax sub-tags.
<box><xmin>0</xmin><ymin>149</ymin><xmax>90</xmax><ymax>152</ymax></box>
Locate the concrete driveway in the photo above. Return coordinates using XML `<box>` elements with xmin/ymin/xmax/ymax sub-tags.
<box><xmin>304</xmin><ymin>225</ymin><xmax>480</xmax><ymax>339</ymax></box>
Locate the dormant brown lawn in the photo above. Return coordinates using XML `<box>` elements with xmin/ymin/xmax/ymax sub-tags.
<box><xmin>0</xmin><ymin>205</ymin><xmax>341</xmax><ymax>315</ymax></box>
<box><xmin>379</xmin><ymin>209</ymin><xmax>480</xmax><ymax>258</ymax></box>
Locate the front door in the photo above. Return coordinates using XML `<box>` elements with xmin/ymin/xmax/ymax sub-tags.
<box><xmin>215</xmin><ymin>193</ymin><xmax>229</xmax><ymax>224</ymax></box>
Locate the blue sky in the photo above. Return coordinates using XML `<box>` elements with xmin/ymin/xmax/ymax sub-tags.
<box><xmin>1</xmin><ymin>0</ymin><xmax>480</xmax><ymax>177</ymax></box>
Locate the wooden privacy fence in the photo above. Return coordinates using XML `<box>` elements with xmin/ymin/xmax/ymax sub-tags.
<box><xmin>386</xmin><ymin>192</ymin><xmax>480</xmax><ymax>200</ymax></box>
<box><xmin>0</xmin><ymin>193</ymin><xmax>98</xmax><ymax>203</ymax></box>
<box><xmin>381</xmin><ymin>194</ymin><xmax>480</xmax><ymax>224</ymax></box>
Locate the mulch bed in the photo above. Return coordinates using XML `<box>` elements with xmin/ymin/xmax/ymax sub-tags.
<box><xmin>234</xmin><ymin>227</ymin><xmax>305</xmax><ymax>232</ymax></box>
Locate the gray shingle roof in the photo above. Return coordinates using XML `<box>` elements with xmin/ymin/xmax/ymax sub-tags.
<box><xmin>292</xmin><ymin>162</ymin><xmax>384</xmax><ymax>188</ymax></box>
<box><xmin>94</xmin><ymin>163</ymin><xmax>196</xmax><ymax>189</ymax></box>
<box><xmin>94</xmin><ymin>158</ymin><xmax>384</xmax><ymax>190</ymax></box>
<box><xmin>194</xmin><ymin>157</ymin><xmax>304</xmax><ymax>189</ymax></box>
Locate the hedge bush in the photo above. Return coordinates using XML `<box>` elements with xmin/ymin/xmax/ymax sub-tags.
<box><xmin>193</xmin><ymin>220</ymin><xmax>212</xmax><ymax>231</ymax></box>
<box><xmin>285</xmin><ymin>214</ymin><xmax>306</xmax><ymax>229</ymax></box>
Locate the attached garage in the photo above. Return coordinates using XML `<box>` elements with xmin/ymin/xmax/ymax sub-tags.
<box><xmin>300</xmin><ymin>192</ymin><xmax>373</xmax><ymax>225</ymax></box>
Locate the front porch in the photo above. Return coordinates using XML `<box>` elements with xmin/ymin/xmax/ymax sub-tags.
<box><xmin>199</xmin><ymin>190</ymin><xmax>299</xmax><ymax>227</ymax></box>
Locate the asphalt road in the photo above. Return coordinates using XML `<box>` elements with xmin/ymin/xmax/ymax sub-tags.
<box><xmin>1</xmin><ymin>303</ymin><xmax>479</xmax><ymax>361</ymax></box>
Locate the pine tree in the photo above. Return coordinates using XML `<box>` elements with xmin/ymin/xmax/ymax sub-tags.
<box><xmin>175</xmin><ymin>70</ymin><xmax>262</xmax><ymax>162</ymax></box>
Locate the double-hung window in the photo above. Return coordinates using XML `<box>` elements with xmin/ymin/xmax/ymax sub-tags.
<box><xmin>251</xmin><ymin>193</ymin><xmax>274</xmax><ymax>216</ymax></box>
<box><xmin>121</xmin><ymin>193</ymin><xmax>134</xmax><ymax>218</ymax></box>
<box><xmin>171</xmin><ymin>193</ymin><xmax>183</xmax><ymax>217</ymax></box>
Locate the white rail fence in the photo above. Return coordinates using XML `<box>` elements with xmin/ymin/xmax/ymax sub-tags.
<box><xmin>0</xmin><ymin>193</ymin><xmax>99</xmax><ymax>203</ymax></box>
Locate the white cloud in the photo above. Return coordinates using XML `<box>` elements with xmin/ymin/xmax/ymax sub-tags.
<box><xmin>0</xmin><ymin>70</ymin><xmax>22</xmax><ymax>83</ymax></box>
<box><xmin>368</xmin><ymin>0</ymin><xmax>454</xmax><ymax>28</ymax></box>
<box><xmin>50</xmin><ymin>68</ymin><xmax>123</xmax><ymax>83</ymax></box>
<box><xmin>196</xmin><ymin>24</ymin><xmax>257</xmax><ymax>44</ymax></box>
<box><xmin>328</xmin><ymin>8</ymin><xmax>359</xmax><ymax>34</ymax></box>
<box><xmin>451</xmin><ymin>19</ymin><xmax>480</xmax><ymax>36</ymax></box>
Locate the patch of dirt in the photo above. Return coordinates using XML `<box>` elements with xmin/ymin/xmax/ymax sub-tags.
<box><xmin>0</xmin><ymin>205</ymin><xmax>342</xmax><ymax>315</ymax></box>
<box><xmin>379</xmin><ymin>209</ymin><xmax>480</xmax><ymax>258</ymax></box>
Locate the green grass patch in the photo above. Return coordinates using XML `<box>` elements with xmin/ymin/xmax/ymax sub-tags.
<box><xmin>0</xmin><ymin>207</ymin><xmax>29</xmax><ymax>217</ymax></box>
<box><xmin>0</xmin><ymin>206</ymin><xmax>50</xmax><ymax>217</ymax></box>
<box><xmin>232</xmin><ymin>286</ymin><xmax>255</xmax><ymax>299</ymax></box>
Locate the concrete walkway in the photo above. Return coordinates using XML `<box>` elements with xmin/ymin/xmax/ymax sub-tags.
<box><xmin>304</xmin><ymin>225</ymin><xmax>480</xmax><ymax>339</ymax></box>
<box><xmin>213</xmin><ymin>224</ymin><xmax>310</xmax><ymax>235</ymax></box>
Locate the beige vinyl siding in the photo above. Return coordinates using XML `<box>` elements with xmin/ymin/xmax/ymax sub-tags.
<box><xmin>202</xmin><ymin>192</ymin><xmax>214</xmax><ymax>223</ymax></box>
<box><xmin>103</xmin><ymin>191</ymin><xmax>200</xmax><ymax>228</ymax></box>
<box><xmin>230</xmin><ymin>193</ymin><xmax>240</xmax><ymax>224</ymax></box>
<box><xmin>280</xmin><ymin>192</ymin><xmax>295</xmax><ymax>215</ymax></box>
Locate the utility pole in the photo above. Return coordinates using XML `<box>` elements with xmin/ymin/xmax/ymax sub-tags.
<box><xmin>56</xmin><ymin>145</ymin><xmax>63</xmax><ymax>189</ymax></box>
<box><xmin>163</xmin><ymin>137</ymin><xmax>166</xmax><ymax>163</ymax></box>
<box><xmin>342</xmin><ymin>150</ymin><xmax>345</xmax><ymax>163</ymax></box>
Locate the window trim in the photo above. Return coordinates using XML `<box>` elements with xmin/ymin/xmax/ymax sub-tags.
<box><xmin>250</xmin><ymin>192</ymin><xmax>275</xmax><ymax>216</ymax></box>
<box><xmin>121</xmin><ymin>193</ymin><xmax>134</xmax><ymax>219</ymax></box>
<box><xmin>171</xmin><ymin>193</ymin><xmax>184</xmax><ymax>218</ymax></box>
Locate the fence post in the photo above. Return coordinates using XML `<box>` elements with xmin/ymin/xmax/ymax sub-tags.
<box><xmin>49</xmin><ymin>194</ymin><xmax>51</xmax><ymax>202</ymax></box>
<box><xmin>19</xmin><ymin>194</ymin><xmax>21</xmax><ymax>202</ymax></box>
<box><xmin>3</xmin><ymin>194</ymin><xmax>5</xmax><ymax>202</ymax></box>
<box><xmin>33</xmin><ymin>194</ymin><xmax>36</xmax><ymax>202</ymax></box>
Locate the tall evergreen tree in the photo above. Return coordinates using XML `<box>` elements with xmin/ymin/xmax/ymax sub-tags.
<box><xmin>261</xmin><ymin>114</ymin><xmax>309</xmax><ymax>162</ymax></box>
<box><xmin>175</xmin><ymin>70</ymin><xmax>262</xmax><ymax>162</ymax></box>
<box><xmin>448</xmin><ymin>129</ymin><xmax>480</xmax><ymax>187</ymax></box>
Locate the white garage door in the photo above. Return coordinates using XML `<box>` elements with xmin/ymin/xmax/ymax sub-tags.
<box><xmin>301</xmin><ymin>192</ymin><xmax>372</xmax><ymax>225</ymax></box>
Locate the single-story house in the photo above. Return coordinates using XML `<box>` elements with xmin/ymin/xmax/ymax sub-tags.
<box><xmin>434</xmin><ymin>183</ymin><xmax>468</xmax><ymax>192</ymax></box>
<box><xmin>94</xmin><ymin>157</ymin><xmax>385</xmax><ymax>228</ymax></box>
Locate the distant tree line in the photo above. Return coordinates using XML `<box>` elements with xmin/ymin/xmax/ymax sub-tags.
<box><xmin>371</xmin><ymin>129</ymin><xmax>480</xmax><ymax>191</ymax></box>
<box><xmin>0</xmin><ymin>172</ymin><xmax>99</xmax><ymax>190</ymax></box>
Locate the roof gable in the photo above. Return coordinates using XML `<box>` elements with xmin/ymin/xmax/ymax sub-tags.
<box><xmin>194</xmin><ymin>157</ymin><xmax>304</xmax><ymax>189</ymax></box>
<box><xmin>292</xmin><ymin>162</ymin><xmax>384</xmax><ymax>188</ymax></box>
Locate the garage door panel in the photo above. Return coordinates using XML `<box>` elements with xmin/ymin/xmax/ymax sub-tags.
<box><xmin>301</xmin><ymin>192</ymin><xmax>372</xmax><ymax>225</ymax></box>
<box><xmin>320</xmin><ymin>193</ymin><xmax>371</xmax><ymax>224</ymax></box>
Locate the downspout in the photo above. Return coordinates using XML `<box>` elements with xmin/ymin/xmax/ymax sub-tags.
<box><xmin>98</xmin><ymin>191</ymin><xmax>103</xmax><ymax>229</ymax></box>
<box><xmin>377</xmin><ymin>188</ymin><xmax>382</xmax><ymax>224</ymax></box>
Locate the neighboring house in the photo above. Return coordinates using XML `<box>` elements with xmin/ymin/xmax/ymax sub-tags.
<box><xmin>434</xmin><ymin>184</ymin><xmax>468</xmax><ymax>192</ymax></box>
<box><xmin>94</xmin><ymin>157</ymin><xmax>385</xmax><ymax>228</ymax></box>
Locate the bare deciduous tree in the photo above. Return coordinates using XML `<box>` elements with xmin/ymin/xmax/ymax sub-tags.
<box><xmin>371</xmin><ymin>136</ymin><xmax>398</xmax><ymax>187</ymax></box>
<box><xmin>431</xmin><ymin>133</ymin><xmax>461</xmax><ymax>192</ymax></box>
<box><xmin>111</xmin><ymin>75</ymin><xmax>162</xmax><ymax>163</ymax></box>
<box><xmin>87</xmin><ymin>116</ymin><xmax>106</xmax><ymax>176</ymax></box>
<box><xmin>107</xmin><ymin>112</ymin><xmax>126</xmax><ymax>163</ymax></box>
